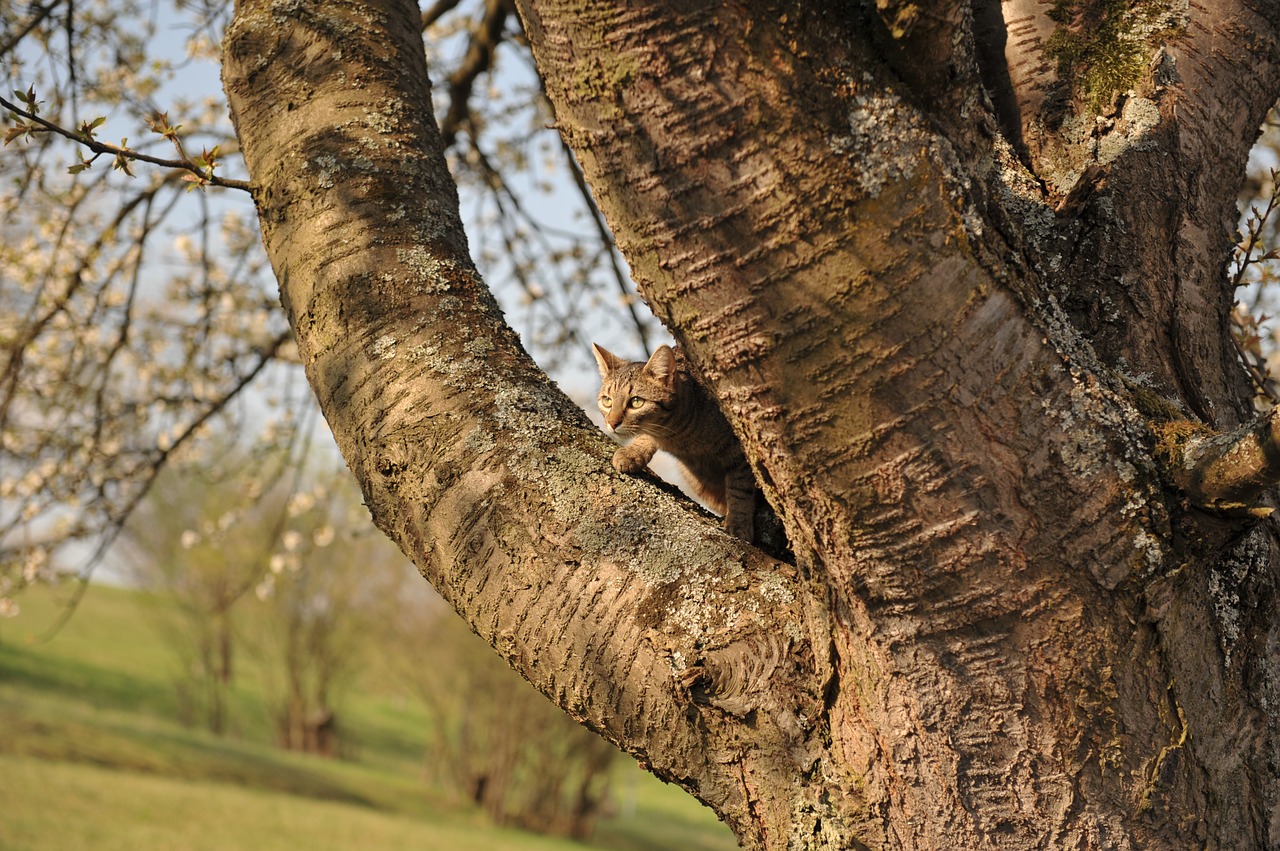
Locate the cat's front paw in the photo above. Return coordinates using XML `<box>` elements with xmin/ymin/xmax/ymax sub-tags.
<box><xmin>612</xmin><ymin>444</ymin><xmax>652</xmax><ymax>474</ymax></box>
<box><xmin>724</xmin><ymin>513</ymin><xmax>754</xmax><ymax>543</ymax></box>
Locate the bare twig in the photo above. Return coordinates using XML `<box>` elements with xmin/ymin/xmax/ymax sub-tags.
<box><xmin>1231</xmin><ymin>330</ymin><xmax>1280</xmax><ymax>403</ymax></box>
<box><xmin>559</xmin><ymin>135</ymin><xmax>654</xmax><ymax>357</ymax></box>
<box><xmin>439</xmin><ymin>0</ymin><xmax>514</xmax><ymax>149</ymax></box>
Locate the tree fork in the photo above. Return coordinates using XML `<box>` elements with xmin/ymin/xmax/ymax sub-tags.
<box><xmin>222</xmin><ymin>0</ymin><xmax>840</xmax><ymax>846</ymax></box>
<box><xmin>221</xmin><ymin>0</ymin><xmax>1280</xmax><ymax>846</ymax></box>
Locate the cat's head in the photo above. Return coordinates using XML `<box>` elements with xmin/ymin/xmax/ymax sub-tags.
<box><xmin>591</xmin><ymin>343</ymin><xmax>677</xmax><ymax>436</ymax></box>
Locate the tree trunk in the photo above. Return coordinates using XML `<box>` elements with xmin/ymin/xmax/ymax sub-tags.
<box><xmin>223</xmin><ymin>0</ymin><xmax>1280</xmax><ymax>847</ymax></box>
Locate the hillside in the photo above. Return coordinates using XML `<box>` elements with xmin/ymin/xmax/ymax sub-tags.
<box><xmin>0</xmin><ymin>582</ymin><xmax>737</xmax><ymax>851</ymax></box>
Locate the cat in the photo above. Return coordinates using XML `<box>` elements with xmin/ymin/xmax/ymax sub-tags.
<box><xmin>592</xmin><ymin>342</ymin><xmax>757</xmax><ymax>542</ymax></box>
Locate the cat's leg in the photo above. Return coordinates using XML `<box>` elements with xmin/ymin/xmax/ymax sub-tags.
<box><xmin>612</xmin><ymin>434</ymin><xmax>659</xmax><ymax>474</ymax></box>
<box><xmin>722</xmin><ymin>466</ymin><xmax>756</xmax><ymax>542</ymax></box>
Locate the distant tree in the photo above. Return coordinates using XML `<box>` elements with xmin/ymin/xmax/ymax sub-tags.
<box><xmin>249</xmin><ymin>469</ymin><xmax>404</xmax><ymax>757</ymax></box>
<box><xmin>387</xmin><ymin>584</ymin><xmax>617</xmax><ymax>838</ymax></box>
<box><xmin>125</xmin><ymin>455</ymin><xmax>269</xmax><ymax>733</ymax></box>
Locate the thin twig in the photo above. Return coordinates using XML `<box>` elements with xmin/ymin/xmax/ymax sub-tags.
<box><xmin>439</xmin><ymin>0</ymin><xmax>513</xmax><ymax>149</ymax></box>
<box><xmin>0</xmin><ymin>94</ymin><xmax>251</xmax><ymax>191</ymax></box>
<box><xmin>0</xmin><ymin>0</ymin><xmax>64</xmax><ymax>58</ymax></box>
<box><xmin>1231</xmin><ymin>168</ymin><xmax>1280</xmax><ymax>290</ymax></box>
<box><xmin>558</xmin><ymin>135</ymin><xmax>654</xmax><ymax>357</ymax></box>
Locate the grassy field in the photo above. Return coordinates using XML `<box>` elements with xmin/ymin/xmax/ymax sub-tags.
<box><xmin>0</xmin><ymin>582</ymin><xmax>738</xmax><ymax>851</ymax></box>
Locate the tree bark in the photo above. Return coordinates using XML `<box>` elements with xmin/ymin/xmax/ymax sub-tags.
<box><xmin>223</xmin><ymin>0</ymin><xmax>1280</xmax><ymax>847</ymax></box>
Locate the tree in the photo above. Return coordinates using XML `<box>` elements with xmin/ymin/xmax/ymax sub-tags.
<box><xmin>248</xmin><ymin>467</ymin><xmax>403</xmax><ymax>756</ymax></box>
<box><xmin>218</xmin><ymin>1</ymin><xmax>1280</xmax><ymax>847</ymax></box>
<box><xmin>8</xmin><ymin>0</ymin><xmax>1280</xmax><ymax>847</ymax></box>
<box><xmin>387</xmin><ymin>583</ymin><xmax>618</xmax><ymax>838</ymax></box>
<box><xmin>125</xmin><ymin>459</ymin><xmax>266</xmax><ymax>734</ymax></box>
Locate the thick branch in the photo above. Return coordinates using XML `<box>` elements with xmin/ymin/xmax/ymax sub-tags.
<box><xmin>221</xmin><ymin>1</ymin><xmax>829</xmax><ymax>845</ymax></box>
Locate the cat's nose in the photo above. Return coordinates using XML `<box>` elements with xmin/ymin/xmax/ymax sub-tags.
<box><xmin>606</xmin><ymin>411</ymin><xmax>624</xmax><ymax>429</ymax></box>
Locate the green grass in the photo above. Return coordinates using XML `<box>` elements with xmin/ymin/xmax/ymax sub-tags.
<box><xmin>0</xmin><ymin>755</ymin><xmax>603</xmax><ymax>851</ymax></box>
<box><xmin>0</xmin><ymin>582</ymin><xmax>738</xmax><ymax>851</ymax></box>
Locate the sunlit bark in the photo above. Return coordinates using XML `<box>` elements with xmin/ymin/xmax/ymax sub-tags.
<box><xmin>225</xmin><ymin>0</ymin><xmax>1280</xmax><ymax>847</ymax></box>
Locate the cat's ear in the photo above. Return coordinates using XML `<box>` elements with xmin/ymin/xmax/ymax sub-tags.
<box><xmin>592</xmin><ymin>343</ymin><xmax>623</xmax><ymax>379</ymax></box>
<box><xmin>645</xmin><ymin>345</ymin><xmax>676</xmax><ymax>385</ymax></box>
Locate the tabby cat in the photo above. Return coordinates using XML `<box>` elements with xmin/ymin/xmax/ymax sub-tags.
<box><xmin>592</xmin><ymin>342</ymin><xmax>757</xmax><ymax>542</ymax></box>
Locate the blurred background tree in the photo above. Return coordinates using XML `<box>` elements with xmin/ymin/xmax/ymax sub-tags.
<box><xmin>124</xmin><ymin>450</ymin><xmax>267</xmax><ymax>734</ymax></box>
<box><xmin>386</xmin><ymin>582</ymin><xmax>618</xmax><ymax>838</ymax></box>
<box><xmin>247</xmin><ymin>465</ymin><xmax>403</xmax><ymax>757</ymax></box>
<box><xmin>0</xmin><ymin>0</ymin><xmax>660</xmax><ymax>610</ymax></box>
<box><xmin>118</xmin><ymin>437</ymin><xmax>622</xmax><ymax>835</ymax></box>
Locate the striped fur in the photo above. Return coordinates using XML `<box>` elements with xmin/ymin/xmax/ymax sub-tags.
<box><xmin>592</xmin><ymin>343</ymin><xmax>756</xmax><ymax>542</ymax></box>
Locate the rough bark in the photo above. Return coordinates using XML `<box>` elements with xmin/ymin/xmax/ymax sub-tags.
<box><xmin>224</xmin><ymin>0</ymin><xmax>1280</xmax><ymax>848</ymax></box>
<box><xmin>221</xmin><ymin>0</ymin><xmax>828</xmax><ymax>843</ymax></box>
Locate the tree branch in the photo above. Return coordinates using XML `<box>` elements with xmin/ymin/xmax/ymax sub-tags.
<box><xmin>558</xmin><ymin>134</ymin><xmax>654</xmax><ymax>357</ymax></box>
<box><xmin>420</xmin><ymin>0</ymin><xmax>461</xmax><ymax>30</ymax></box>
<box><xmin>0</xmin><ymin>0</ymin><xmax>64</xmax><ymax>58</ymax></box>
<box><xmin>438</xmin><ymin>0</ymin><xmax>514</xmax><ymax>148</ymax></box>
<box><xmin>1168</xmin><ymin>407</ymin><xmax>1280</xmax><ymax>513</ymax></box>
<box><xmin>222</xmin><ymin>2</ymin><xmax>829</xmax><ymax>845</ymax></box>
<box><xmin>0</xmin><ymin>95</ymin><xmax>251</xmax><ymax>191</ymax></box>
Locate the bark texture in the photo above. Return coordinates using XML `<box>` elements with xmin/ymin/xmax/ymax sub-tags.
<box><xmin>224</xmin><ymin>0</ymin><xmax>1280</xmax><ymax>848</ymax></box>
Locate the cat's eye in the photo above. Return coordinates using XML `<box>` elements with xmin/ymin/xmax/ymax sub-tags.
<box><xmin>628</xmin><ymin>397</ymin><xmax>645</xmax><ymax>409</ymax></box>
<box><xmin>600</xmin><ymin>394</ymin><xmax>612</xmax><ymax>408</ymax></box>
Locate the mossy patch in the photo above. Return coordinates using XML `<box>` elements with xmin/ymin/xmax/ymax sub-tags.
<box><xmin>1123</xmin><ymin>382</ymin><xmax>1211</xmax><ymax>469</ymax></box>
<box><xmin>1149</xmin><ymin>419</ymin><xmax>1216</xmax><ymax>470</ymax></box>
<box><xmin>1045</xmin><ymin>0</ymin><xmax>1187</xmax><ymax>114</ymax></box>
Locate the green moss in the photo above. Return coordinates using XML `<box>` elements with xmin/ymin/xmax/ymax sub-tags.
<box><xmin>1122</xmin><ymin>382</ymin><xmax>1211</xmax><ymax>469</ymax></box>
<box><xmin>1126</xmin><ymin>385</ymin><xmax>1185</xmax><ymax>423</ymax></box>
<box><xmin>1150</xmin><ymin>419</ymin><xmax>1216</xmax><ymax>469</ymax></box>
<box><xmin>1045</xmin><ymin>0</ymin><xmax>1186</xmax><ymax>113</ymax></box>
